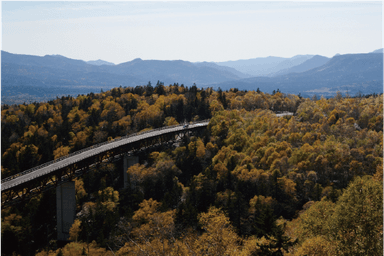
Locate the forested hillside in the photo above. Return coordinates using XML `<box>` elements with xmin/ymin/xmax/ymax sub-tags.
<box><xmin>1</xmin><ymin>84</ymin><xmax>382</xmax><ymax>255</ymax></box>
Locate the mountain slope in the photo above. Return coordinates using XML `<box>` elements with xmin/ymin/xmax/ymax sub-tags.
<box><xmin>2</xmin><ymin>51</ymin><xmax>382</xmax><ymax>104</ymax></box>
<box><xmin>1</xmin><ymin>51</ymin><xmax>88</xmax><ymax>69</ymax></box>
<box><xmin>371</xmin><ymin>48</ymin><xmax>383</xmax><ymax>54</ymax></box>
<box><xmin>211</xmin><ymin>53</ymin><xmax>383</xmax><ymax>97</ymax></box>
<box><xmin>215</xmin><ymin>55</ymin><xmax>314</xmax><ymax>77</ymax></box>
<box><xmin>265</xmin><ymin>55</ymin><xmax>314</xmax><ymax>76</ymax></box>
<box><xmin>1</xmin><ymin>51</ymin><xmax>244</xmax><ymax>104</ymax></box>
<box><xmin>269</xmin><ymin>55</ymin><xmax>330</xmax><ymax>77</ymax></box>
<box><xmin>87</xmin><ymin>59</ymin><xmax>115</xmax><ymax>66</ymax></box>
<box><xmin>103</xmin><ymin>58</ymin><xmax>242</xmax><ymax>85</ymax></box>
<box><xmin>215</xmin><ymin>56</ymin><xmax>286</xmax><ymax>76</ymax></box>
<box><xmin>193</xmin><ymin>62</ymin><xmax>250</xmax><ymax>79</ymax></box>
<box><xmin>2</xmin><ymin>51</ymin><xmax>243</xmax><ymax>87</ymax></box>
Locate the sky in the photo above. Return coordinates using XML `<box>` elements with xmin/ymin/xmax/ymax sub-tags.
<box><xmin>1</xmin><ymin>1</ymin><xmax>383</xmax><ymax>64</ymax></box>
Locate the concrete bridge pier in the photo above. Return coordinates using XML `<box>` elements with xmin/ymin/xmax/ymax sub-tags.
<box><xmin>56</xmin><ymin>181</ymin><xmax>76</xmax><ymax>241</ymax></box>
<box><xmin>123</xmin><ymin>155</ymin><xmax>139</xmax><ymax>188</ymax></box>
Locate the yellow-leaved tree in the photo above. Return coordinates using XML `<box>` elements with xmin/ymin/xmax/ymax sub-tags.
<box><xmin>193</xmin><ymin>206</ymin><xmax>241</xmax><ymax>255</ymax></box>
<box><xmin>116</xmin><ymin>199</ymin><xmax>176</xmax><ymax>256</ymax></box>
<box><xmin>53</xmin><ymin>145</ymin><xmax>70</xmax><ymax>160</ymax></box>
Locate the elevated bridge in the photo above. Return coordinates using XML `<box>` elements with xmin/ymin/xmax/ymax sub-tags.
<box><xmin>1</xmin><ymin>112</ymin><xmax>291</xmax><ymax>241</ymax></box>
<box><xmin>1</xmin><ymin>120</ymin><xmax>209</xmax><ymax>207</ymax></box>
<box><xmin>2</xmin><ymin>120</ymin><xmax>209</xmax><ymax>240</ymax></box>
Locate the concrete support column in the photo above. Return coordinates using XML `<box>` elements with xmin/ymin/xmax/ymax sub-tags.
<box><xmin>123</xmin><ymin>155</ymin><xmax>139</xmax><ymax>188</ymax></box>
<box><xmin>56</xmin><ymin>181</ymin><xmax>76</xmax><ymax>241</ymax></box>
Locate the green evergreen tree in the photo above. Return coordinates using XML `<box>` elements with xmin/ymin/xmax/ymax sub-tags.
<box><xmin>256</xmin><ymin>222</ymin><xmax>297</xmax><ymax>256</ymax></box>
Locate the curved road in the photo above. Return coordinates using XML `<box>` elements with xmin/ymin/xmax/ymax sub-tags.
<box><xmin>1</xmin><ymin>121</ymin><xmax>209</xmax><ymax>192</ymax></box>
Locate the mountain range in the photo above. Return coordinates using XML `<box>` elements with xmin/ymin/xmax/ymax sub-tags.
<box><xmin>266</xmin><ymin>55</ymin><xmax>330</xmax><ymax>77</ymax></box>
<box><xmin>1</xmin><ymin>49</ymin><xmax>383</xmax><ymax>104</ymax></box>
<box><xmin>1</xmin><ymin>51</ymin><xmax>249</xmax><ymax>104</ymax></box>
<box><xmin>212</xmin><ymin>52</ymin><xmax>383</xmax><ymax>97</ymax></box>
<box><xmin>216</xmin><ymin>55</ymin><xmax>316</xmax><ymax>77</ymax></box>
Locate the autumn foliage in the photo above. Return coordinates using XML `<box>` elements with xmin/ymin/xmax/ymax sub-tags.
<box><xmin>1</xmin><ymin>84</ymin><xmax>382</xmax><ymax>255</ymax></box>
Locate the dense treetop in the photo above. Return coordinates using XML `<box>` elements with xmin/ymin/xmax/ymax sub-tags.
<box><xmin>1</xmin><ymin>84</ymin><xmax>382</xmax><ymax>255</ymax></box>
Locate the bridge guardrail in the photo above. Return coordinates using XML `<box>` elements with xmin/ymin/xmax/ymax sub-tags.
<box><xmin>1</xmin><ymin>120</ymin><xmax>210</xmax><ymax>184</ymax></box>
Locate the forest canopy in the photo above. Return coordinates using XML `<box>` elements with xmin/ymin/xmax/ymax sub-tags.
<box><xmin>1</xmin><ymin>84</ymin><xmax>382</xmax><ymax>255</ymax></box>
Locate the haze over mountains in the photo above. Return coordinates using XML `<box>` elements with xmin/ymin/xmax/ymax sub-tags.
<box><xmin>267</xmin><ymin>55</ymin><xmax>330</xmax><ymax>77</ymax></box>
<box><xmin>1</xmin><ymin>49</ymin><xmax>383</xmax><ymax>104</ymax></box>
<box><xmin>87</xmin><ymin>59</ymin><xmax>115</xmax><ymax>66</ymax></box>
<box><xmin>213</xmin><ymin>52</ymin><xmax>383</xmax><ymax>96</ymax></box>
<box><xmin>216</xmin><ymin>55</ymin><xmax>316</xmax><ymax>77</ymax></box>
<box><xmin>1</xmin><ymin>52</ymin><xmax>245</xmax><ymax>104</ymax></box>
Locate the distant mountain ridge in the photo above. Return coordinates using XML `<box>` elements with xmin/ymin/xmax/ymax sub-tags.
<box><xmin>1</xmin><ymin>50</ymin><xmax>383</xmax><ymax>104</ymax></box>
<box><xmin>105</xmin><ymin>58</ymin><xmax>243</xmax><ymax>85</ymax></box>
<box><xmin>268</xmin><ymin>55</ymin><xmax>330</xmax><ymax>77</ymax></box>
<box><xmin>264</xmin><ymin>55</ymin><xmax>315</xmax><ymax>76</ymax></box>
<box><xmin>1</xmin><ymin>51</ymin><xmax>244</xmax><ymax>87</ymax></box>
<box><xmin>1</xmin><ymin>52</ymin><xmax>88</xmax><ymax>69</ymax></box>
<box><xmin>215</xmin><ymin>55</ymin><xmax>314</xmax><ymax>77</ymax></box>
<box><xmin>193</xmin><ymin>62</ymin><xmax>250</xmax><ymax>79</ymax></box>
<box><xmin>210</xmin><ymin>53</ymin><xmax>383</xmax><ymax>97</ymax></box>
<box><xmin>215</xmin><ymin>56</ymin><xmax>285</xmax><ymax>76</ymax></box>
<box><xmin>87</xmin><ymin>59</ymin><xmax>115</xmax><ymax>66</ymax></box>
<box><xmin>371</xmin><ymin>48</ymin><xmax>383</xmax><ymax>54</ymax></box>
<box><xmin>1</xmin><ymin>51</ymin><xmax>245</xmax><ymax>104</ymax></box>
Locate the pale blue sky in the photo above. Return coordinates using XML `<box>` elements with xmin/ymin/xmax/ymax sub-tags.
<box><xmin>2</xmin><ymin>1</ymin><xmax>383</xmax><ymax>64</ymax></box>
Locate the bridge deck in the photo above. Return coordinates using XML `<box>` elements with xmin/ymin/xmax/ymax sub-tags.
<box><xmin>1</xmin><ymin>121</ymin><xmax>209</xmax><ymax>192</ymax></box>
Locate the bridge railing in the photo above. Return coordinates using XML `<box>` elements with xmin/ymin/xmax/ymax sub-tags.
<box><xmin>1</xmin><ymin>120</ymin><xmax>210</xmax><ymax>183</ymax></box>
